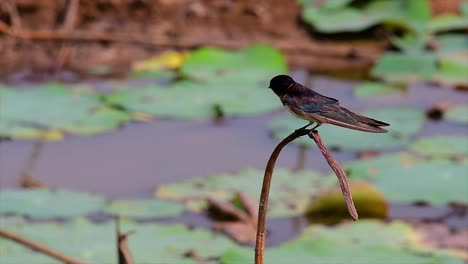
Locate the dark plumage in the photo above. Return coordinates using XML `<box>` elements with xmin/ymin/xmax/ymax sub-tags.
<box><xmin>269</xmin><ymin>75</ymin><xmax>390</xmax><ymax>133</ymax></box>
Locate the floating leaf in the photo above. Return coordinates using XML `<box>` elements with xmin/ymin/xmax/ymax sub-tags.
<box><xmin>108</xmin><ymin>44</ymin><xmax>286</xmax><ymax>120</ymax></box>
<box><xmin>445</xmin><ymin>104</ymin><xmax>468</xmax><ymax>124</ymax></box>
<box><xmin>344</xmin><ymin>152</ymin><xmax>423</xmax><ymax>181</ymax></box>
<box><xmin>221</xmin><ymin>220</ymin><xmax>464</xmax><ymax>264</ymax></box>
<box><xmin>62</xmin><ymin>107</ymin><xmax>129</xmax><ymax>136</ymax></box>
<box><xmin>269</xmin><ymin>107</ymin><xmax>424</xmax><ymax>151</ymax></box>
<box><xmin>436</xmin><ymin>34</ymin><xmax>468</xmax><ymax>57</ymax></box>
<box><xmin>429</xmin><ymin>14</ymin><xmax>468</xmax><ymax>33</ymax></box>
<box><xmin>155</xmin><ymin>168</ymin><xmax>335</xmax><ymax>218</ymax></box>
<box><xmin>353</xmin><ymin>81</ymin><xmax>403</xmax><ymax>98</ymax></box>
<box><xmin>301</xmin><ymin>0</ymin><xmax>431</xmax><ymax>33</ymax></box>
<box><xmin>180</xmin><ymin>44</ymin><xmax>287</xmax><ymax>82</ymax></box>
<box><xmin>410</xmin><ymin>135</ymin><xmax>468</xmax><ymax>157</ymax></box>
<box><xmin>0</xmin><ymin>84</ymin><xmax>129</xmax><ymax>139</ymax></box>
<box><xmin>0</xmin><ymin>189</ymin><xmax>106</xmax><ymax>219</ymax></box>
<box><xmin>104</xmin><ymin>198</ymin><xmax>184</xmax><ymax>219</ymax></box>
<box><xmin>343</xmin><ymin>153</ymin><xmax>468</xmax><ymax>205</ymax></box>
<box><xmin>375</xmin><ymin>161</ymin><xmax>468</xmax><ymax>205</ymax></box>
<box><xmin>0</xmin><ymin>218</ymin><xmax>239</xmax><ymax>263</ymax></box>
<box><xmin>434</xmin><ymin>58</ymin><xmax>468</xmax><ymax>86</ymax></box>
<box><xmin>372</xmin><ymin>53</ymin><xmax>438</xmax><ymax>83</ymax></box>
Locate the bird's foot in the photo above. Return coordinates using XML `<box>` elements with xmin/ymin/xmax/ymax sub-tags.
<box><xmin>295</xmin><ymin>123</ymin><xmax>312</xmax><ymax>133</ymax></box>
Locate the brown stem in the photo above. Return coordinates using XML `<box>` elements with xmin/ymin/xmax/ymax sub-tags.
<box><xmin>255</xmin><ymin>129</ymin><xmax>359</xmax><ymax>264</ymax></box>
<box><xmin>308</xmin><ymin>130</ymin><xmax>358</xmax><ymax>220</ymax></box>
<box><xmin>0</xmin><ymin>228</ymin><xmax>87</xmax><ymax>264</ymax></box>
<box><xmin>254</xmin><ymin>128</ymin><xmax>311</xmax><ymax>264</ymax></box>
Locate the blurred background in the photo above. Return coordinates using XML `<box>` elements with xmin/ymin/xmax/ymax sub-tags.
<box><xmin>0</xmin><ymin>0</ymin><xmax>467</xmax><ymax>263</ymax></box>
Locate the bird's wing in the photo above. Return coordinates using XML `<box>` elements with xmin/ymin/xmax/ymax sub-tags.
<box><xmin>283</xmin><ymin>94</ymin><xmax>388</xmax><ymax>133</ymax></box>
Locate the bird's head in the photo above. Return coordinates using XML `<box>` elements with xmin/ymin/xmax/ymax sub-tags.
<box><xmin>269</xmin><ymin>75</ymin><xmax>295</xmax><ymax>96</ymax></box>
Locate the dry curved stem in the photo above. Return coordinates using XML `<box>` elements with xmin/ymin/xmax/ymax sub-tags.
<box><xmin>254</xmin><ymin>127</ymin><xmax>311</xmax><ymax>264</ymax></box>
<box><xmin>308</xmin><ymin>130</ymin><xmax>358</xmax><ymax>220</ymax></box>
<box><xmin>0</xmin><ymin>227</ymin><xmax>87</xmax><ymax>264</ymax></box>
<box><xmin>254</xmin><ymin>128</ymin><xmax>358</xmax><ymax>264</ymax></box>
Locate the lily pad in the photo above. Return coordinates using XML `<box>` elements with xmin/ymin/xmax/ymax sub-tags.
<box><xmin>0</xmin><ymin>217</ymin><xmax>239</xmax><ymax>263</ymax></box>
<box><xmin>301</xmin><ymin>0</ymin><xmax>431</xmax><ymax>33</ymax></box>
<box><xmin>221</xmin><ymin>220</ymin><xmax>464</xmax><ymax>264</ymax></box>
<box><xmin>106</xmin><ymin>78</ymin><xmax>280</xmax><ymax>119</ymax></box>
<box><xmin>410</xmin><ymin>135</ymin><xmax>468</xmax><ymax>157</ymax></box>
<box><xmin>372</xmin><ymin>53</ymin><xmax>438</xmax><ymax>83</ymax></box>
<box><xmin>344</xmin><ymin>152</ymin><xmax>423</xmax><ymax>181</ymax></box>
<box><xmin>155</xmin><ymin>168</ymin><xmax>335</xmax><ymax>218</ymax></box>
<box><xmin>107</xmin><ymin>44</ymin><xmax>286</xmax><ymax>120</ymax></box>
<box><xmin>269</xmin><ymin>107</ymin><xmax>424</xmax><ymax>151</ymax></box>
<box><xmin>104</xmin><ymin>198</ymin><xmax>184</xmax><ymax>219</ymax></box>
<box><xmin>343</xmin><ymin>153</ymin><xmax>468</xmax><ymax>205</ymax></box>
<box><xmin>0</xmin><ymin>84</ymin><xmax>129</xmax><ymax>139</ymax></box>
<box><xmin>429</xmin><ymin>14</ymin><xmax>468</xmax><ymax>33</ymax></box>
<box><xmin>0</xmin><ymin>189</ymin><xmax>106</xmax><ymax>219</ymax></box>
<box><xmin>353</xmin><ymin>81</ymin><xmax>403</xmax><ymax>98</ymax></box>
<box><xmin>434</xmin><ymin>58</ymin><xmax>468</xmax><ymax>86</ymax></box>
<box><xmin>445</xmin><ymin>104</ymin><xmax>468</xmax><ymax>124</ymax></box>
<box><xmin>375</xmin><ymin>161</ymin><xmax>468</xmax><ymax>205</ymax></box>
<box><xmin>180</xmin><ymin>44</ymin><xmax>287</xmax><ymax>82</ymax></box>
<box><xmin>436</xmin><ymin>34</ymin><xmax>468</xmax><ymax>57</ymax></box>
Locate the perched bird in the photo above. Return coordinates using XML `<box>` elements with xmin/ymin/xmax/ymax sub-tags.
<box><xmin>269</xmin><ymin>75</ymin><xmax>390</xmax><ymax>133</ymax></box>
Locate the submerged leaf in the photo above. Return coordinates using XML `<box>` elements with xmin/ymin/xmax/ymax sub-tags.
<box><xmin>306</xmin><ymin>181</ymin><xmax>388</xmax><ymax>224</ymax></box>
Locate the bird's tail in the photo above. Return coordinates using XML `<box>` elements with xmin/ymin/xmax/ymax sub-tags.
<box><xmin>345</xmin><ymin>109</ymin><xmax>390</xmax><ymax>133</ymax></box>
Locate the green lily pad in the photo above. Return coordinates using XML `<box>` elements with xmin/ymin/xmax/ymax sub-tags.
<box><xmin>343</xmin><ymin>153</ymin><xmax>468</xmax><ymax>205</ymax></box>
<box><xmin>429</xmin><ymin>14</ymin><xmax>468</xmax><ymax>33</ymax></box>
<box><xmin>410</xmin><ymin>135</ymin><xmax>468</xmax><ymax>157</ymax></box>
<box><xmin>372</xmin><ymin>53</ymin><xmax>438</xmax><ymax>83</ymax></box>
<box><xmin>375</xmin><ymin>161</ymin><xmax>468</xmax><ymax>205</ymax></box>
<box><xmin>0</xmin><ymin>84</ymin><xmax>129</xmax><ymax>139</ymax></box>
<box><xmin>0</xmin><ymin>217</ymin><xmax>239</xmax><ymax>263</ymax></box>
<box><xmin>353</xmin><ymin>81</ymin><xmax>403</xmax><ymax>98</ymax></box>
<box><xmin>155</xmin><ymin>168</ymin><xmax>335</xmax><ymax>218</ymax></box>
<box><xmin>104</xmin><ymin>198</ymin><xmax>184</xmax><ymax>219</ymax></box>
<box><xmin>180</xmin><ymin>44</ymin><xmax>287</xmax><ymax>82</ymax></box>
<box><xmin>106</xmin><ymin>78</ymin><xmax>280</xmax><ymax>119</ymax></box>
<box><xmin>221</xmin><ymin>220</ymin><xmax>464</xmax><ymax>264</ymax></box>
<box><xmin>436</xmin><ymin>34</ymin><xmax>468</xmax><ymax>57</ymax></box>
<box><xmin>269</xmin><ymin>107</ymin><xmax>424</xmax><ymax>151</ymax></box>
<box><xmin>434</xmin><ymin>58</ymin><xmax>468</xmax><ymax>86</ymax></box>
<box><xmin>344</xmin><ymin>152</ymin><xmax>423</xmax><ymax>181</ymax></box>
<box><xmin>107</xmin><ymin>44</ymin><xmax>286</xmax><ymax>120</ymax></box>
<box><xmin>301</xmin><ymin>0</ymin><xmax>431</xmax><ymax>33</ymax></box>
<box><xmin>0</xmin><ymin>189</ymin><xmax>106</xmax><ymax>219</ymax></box>
<box><xmin>445</xmin><ymin>104</ymin><xmax>468</xmax><ymax>125</ymax></box>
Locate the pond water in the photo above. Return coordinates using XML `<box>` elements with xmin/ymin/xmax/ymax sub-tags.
<box><xmin>1</xmin><ymin>74</ymin><xmax>467</xmax><ymax>245</ymax></box>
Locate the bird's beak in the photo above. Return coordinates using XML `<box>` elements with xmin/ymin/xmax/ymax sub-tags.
<box><xmin>268</xmin><ymin>86</ymin><xmax>271</xmax><ymax>89</ymax></box>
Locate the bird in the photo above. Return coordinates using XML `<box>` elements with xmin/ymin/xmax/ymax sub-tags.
<box><xmin>268</xmin><ymin>75</ymin><xmax>390</xmax><ymax>133</ymax></box>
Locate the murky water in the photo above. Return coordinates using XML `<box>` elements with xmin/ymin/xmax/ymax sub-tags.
<box><xmin>1</xmin><ymin>74</ymin><xmax>467</xmax><ymax>245</ymax></box>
